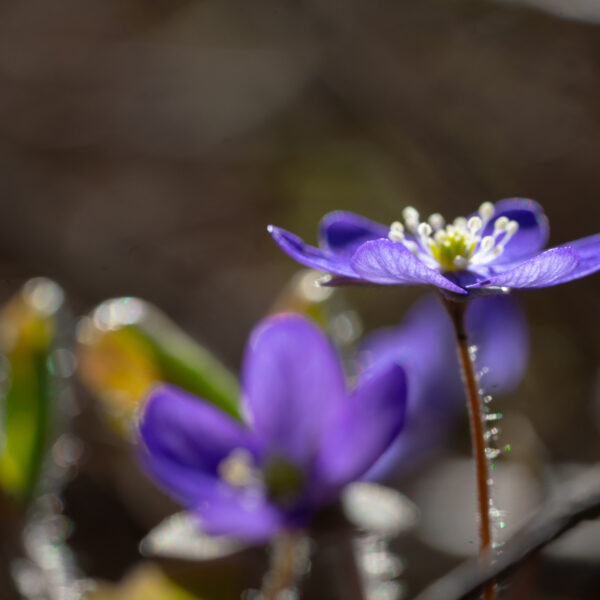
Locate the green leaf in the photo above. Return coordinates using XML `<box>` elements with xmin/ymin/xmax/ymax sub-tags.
<box><xmin>0</xmin><ymin>278</ymin><xmax>65</xmax><ymax>502</ymax></box>
<box><xmin>77</xmin><ymin>298</ymin><xmax>240</xmax><ymax>436</ymax></box>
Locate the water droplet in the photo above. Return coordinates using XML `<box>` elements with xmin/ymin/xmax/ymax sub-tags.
<box><xmin>485</xmin><ymin>413</ymin><xmax>503</xmax><ymax>422</ymax></box>
<box><xmin>47</xmin><ymin>348</ymin><xmax>77</xmax><ymax>378</ymax></box>
<box><xmin>92</xmin><ymin>297</ymin><xmax>146</xmax><ymax>331</ymax></box>
<box><xmin>296</xmin><ymin>270</ymin><xmax>335</xmax><ymax>303</ymax></box>
<box><xmin>484</xmin><ymin>427</ymin><xmax>501</xmax><ymax>441</ymax></box>
<box><xmin>331</xmin><ymin>311</ymin><xmax>362</xmax><ymax>345</ymax></box>
<box><xmin>52</xmin><ymin>434</ymin><xmax>83</xmax><ymax>468</ymax></box>
<box><xmin>485</xmin><ymin>448</ymin><xmax>501</xmax><ymax>460</ymax></box>
<box><xmin>22</xmin><ymin>278</ymin><xmax>64</xmax><ymax>316</ymax></box>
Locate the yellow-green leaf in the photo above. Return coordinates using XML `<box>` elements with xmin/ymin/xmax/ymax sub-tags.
<box><xmin>77</xmin><ymin>298</ymin><xmax>240</xmax><ymax>436</ymax></box>
<box><xmin>0</xmin><ymin>278</ymin><xmax>65</xmax><ymax>502</ymax></box>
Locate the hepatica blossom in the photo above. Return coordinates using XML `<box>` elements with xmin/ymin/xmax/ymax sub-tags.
<box><xmin>138</xmin><ymin>314</ymin><xmax>407</xmax><ymax>542</ymax></box>
<box><xmin>359</xmin><ymin>294</ymin><xmax>528</xmax><ymax>480</ymax></box>
<box><xmin>268</xmin><ymin>199</ymin><xmax>600</xmax><ymax>294</ymax></box>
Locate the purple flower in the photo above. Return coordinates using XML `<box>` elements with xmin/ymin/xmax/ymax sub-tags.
<box><xmin>358</xmin><ymin>293</ymin><xmax>528</xmax><ymax>480</ymax></box>
<box><xmin>138</xmin><ymin>314</ymin><xmax>407</xmax><ymax>542</ymax></box>
<box><xmin>268</xmin><ymin>199</ymin><xmax>600</xmax><ymax>295</ymax></box>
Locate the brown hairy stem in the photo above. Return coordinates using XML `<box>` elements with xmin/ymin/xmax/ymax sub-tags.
<box><xmin>442</xmin><ymin>297</ymin><xmax>495</xmax><ymax>600</ymax></box>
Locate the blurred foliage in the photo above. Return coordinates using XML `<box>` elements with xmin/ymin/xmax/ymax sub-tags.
<box><xmin>270</xmin><ymin>269</ymin><xmax>362</xmax><ymax>357</ymax></box>
<box><xmin>91</xmin><ymin>564</ymin><xmax>202</xmax><ymax>600</ymax></box>
<box><xmin>269</xmin><ymin>269</ymin><xmax>335</xmax><ymax>325</ymax></box>
<box><xmin>0</xmin><ymin>278</ymin><xmax>65</xmax><ymax>503</ymax></box>
<box><xmin>90</xmin><ymin>558</ymin><xmax>263</xmax><ymax>600</ymax></box>
<box><xmin>77</xmin><ymin>270</ymin><xmax>356</xmax><ymax>438</ymax></box>
<box><xmin>77</xmin><ymin>298</ymin><xmax>241</xmax><ymax>436</ymax></box>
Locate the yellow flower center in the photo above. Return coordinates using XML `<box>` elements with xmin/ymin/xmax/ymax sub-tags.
<box><xmin>388</xmin><ymin>203</ymin><xmax>519</xmax><ymax>272</ymax></box>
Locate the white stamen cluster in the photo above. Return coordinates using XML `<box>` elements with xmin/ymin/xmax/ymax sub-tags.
<box><xmin>388</xmin><ymin>202</ymin><xmax>519</xmax><ymax>272</ymax></box>
<box><xmin>218</xmin><ymin>448</ymin><xmax>263</xmax><ymax>489</ymax></box>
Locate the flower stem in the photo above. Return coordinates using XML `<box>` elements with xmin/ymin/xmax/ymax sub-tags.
<box><xmin>442</xmin><ymin>297</ymin><xmax>495</xmax><ymax>600</ymax></box>
<box><xmin>335</xmin><ymin>531</ymin><xmax>366</xmax><ymax>600</ymax></box>
<box><xmin>261</xmin><ymin>532</ymin><xmax>308</xmax><ymax>600</ymax></box>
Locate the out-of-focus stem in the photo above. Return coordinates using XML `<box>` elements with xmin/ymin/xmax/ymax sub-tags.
<box><xmin>442</xmin><ymin>297</ymin><xmax>495</xmax><ymax>600</ymax></box>
<box><xmin>336</xmin><ymin>531</ymin><xmax>366</xmax><ymax>600</ymax></box>
<box><xmin>262</xmin><ymin>532</ymin><xmax>308</xmax><ymax>600</ymax></box>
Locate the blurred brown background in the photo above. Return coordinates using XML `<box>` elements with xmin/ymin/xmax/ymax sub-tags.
<box><xmin>0</xmin><ymin>1</ymin><xmax>598</xmax><ymax>598</ymax></box>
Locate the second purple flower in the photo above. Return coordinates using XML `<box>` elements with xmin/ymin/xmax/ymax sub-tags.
<box><xmin>138</xmin><ymin>313</ymin><xmax>407</xmax><ymax>542</ymax></box>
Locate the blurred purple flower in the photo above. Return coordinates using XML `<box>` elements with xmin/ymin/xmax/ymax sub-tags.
<box><xmin>138</xmin><ymin>314</ymin><xmax>407</xmax><ymax>542</ymax></box>
<box><xmin>268</xmin><ymin>199</ymin><xmax>600</xmax><ymax>295</ymax></box>
<box><xmin>359</xmin><ymin>293</ymin><xmax>529</xmax><ymax>480</ymax></box>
